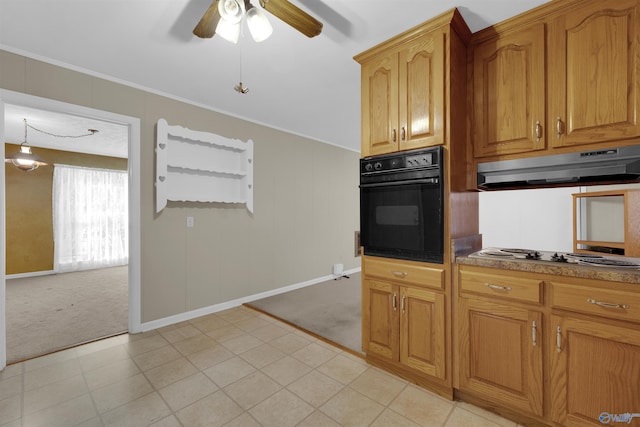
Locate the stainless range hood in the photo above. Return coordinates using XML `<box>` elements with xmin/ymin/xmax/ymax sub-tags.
<box><xmin>477</xmin><ymin>145</ymin><xmax>640</xmax><ymax>190</ymax></box>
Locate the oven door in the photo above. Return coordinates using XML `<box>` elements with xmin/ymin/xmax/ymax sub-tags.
<box><xmin>360</xmin><ymin>178</ymin><xmax>443</xmax><ymax>263</ymax></box>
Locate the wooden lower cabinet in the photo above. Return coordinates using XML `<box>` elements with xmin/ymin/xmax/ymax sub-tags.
<box><xmin>363</xmin><ymin>277</ymin><xmax>446</xmax><ymax>381</ymax></box>
<box><xmin>458</xmin><ymin>298</ymin><xmax>543</xmax><ymax>417</ymax></box>
<box><xmin>457</xmin><ymin>264</ymin><xmax>640</xmax><ymax>426</ymax></box>
<box><xmin>363</xmin><ymin>279</ymin><xmax>398</xmax><ymax>361</ymax></box>
<box><xmin>549</xmin><ymin>315</ymin><xmax>640</xmax><ymax>426</ymax></box>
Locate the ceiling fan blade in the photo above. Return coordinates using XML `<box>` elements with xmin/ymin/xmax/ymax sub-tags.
<box><xmin>260</xmin><ymin>0</ymin><xmax>322</xmax><ymax>38</ymax></box>
<box><xmin>193</xmin><ymin>0</ymin><xmax>221</xmax><ymax>38</ymax></box>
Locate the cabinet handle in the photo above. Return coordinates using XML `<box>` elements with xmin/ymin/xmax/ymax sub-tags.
<box><xmin>556</xmin><ymin>116</ymin><xmax>563</xmax><ymax>139</ymax></box>
<box><xmin>392</xmin><ymin>292</ymin><xmax>397</xmax><ymax>311</ymax></box>
<box><xmin>483</xmin><ymin>283</ymin><xmax>512</xmax><ymax>291</ymax></box>
<box><xmin>392</xmin><ymin>129</ymin><xmax>397</xmax><ymax>142</ymax></box>
<box><xmin>587</xmin><ymin>298</ymin><xmax>630</xmax><ymax>310</ymax></box>
<box><xmin>401</xmin><ymin>294</ymin><xmax>406</xmax><ymax>313</ymax></box>
<box><xmin>391</xmin><ymin>271</ymin><xmax>408</xmax><ymax>278</ymax></box>
<box><xmin>532</xmin><ymin>321</ymin><xmax>537</xmax><ymax>347</ymax></box>
<box><xmin>556</xmin><ymin>326</ymin><xmax>562</xmax><ymax>353</ymax></box>
<box><xmin>401</xmin><ymin>126</ymin><xmax>406</xmax><ymax>141</ymax></box>
<box><xmin>535</xmin><ymin>120</ymin><xmax>542</xmax><ymax>142</ymax></box>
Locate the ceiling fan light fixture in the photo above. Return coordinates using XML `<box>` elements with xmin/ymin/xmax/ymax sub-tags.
<box><xmin>245</xmin><ymin>3</ymin><xmax>272</xmax><ymax>42</ymax></box>
<box><xmin>215</xmin><ymin>18</ymin><xmax>241</xmax><ymax>43</ymax></box>
<box><xmin>218</xmin><ymin>0</ymin><xmax>243</xmax><ymax>24</ymax></box>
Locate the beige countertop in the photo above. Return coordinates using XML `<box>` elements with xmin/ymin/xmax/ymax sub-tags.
<box><xmin>456</xmin><ymin>255</ymin><xmax>640</xmax><ymax>285</ymax></box>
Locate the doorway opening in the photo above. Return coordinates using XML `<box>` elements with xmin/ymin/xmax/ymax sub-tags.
<box><xmin>0</xmin><ymin>90</ymin><xmax>141</xmax><ymax>368</ymax></box>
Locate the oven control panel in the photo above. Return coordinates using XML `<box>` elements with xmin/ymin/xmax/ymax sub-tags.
<box><xmin>405</xmin><ymin>153</ymin><xmax>433</xmax><ymax>168</ymax></box>
<box><xmin>361</xmin><ymin>147</ymin><xmax>440</xmax><ymax>174</ymax></box>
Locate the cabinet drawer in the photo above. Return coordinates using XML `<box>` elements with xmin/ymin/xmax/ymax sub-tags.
<box><xmin>459</xmin><ymin>268</ymin><xmax>543</xmax><ymax>304</ymax></box>
<box><xmin>550</xmin><ymin>282</ymin><xmax>640</xmax><ymax>323</ymax></box>
<box><xmin>363</xmin><ymin>257</ymin><xmax>444</xmax><ymax>290</ymax></box>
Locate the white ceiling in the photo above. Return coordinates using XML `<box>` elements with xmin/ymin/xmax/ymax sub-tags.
<box><xmin>4</xmin><ymin>105</ymin><xmax>129</xmax><ymax>158</ymax></box>
<box><xmin>0</xmin><ymin>0</ymin><xmax>551</xmax><ymax>156</ymax></box>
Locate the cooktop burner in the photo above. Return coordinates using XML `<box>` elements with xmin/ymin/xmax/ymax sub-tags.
<box><xmin>499</xmin><ymin>248</ymin><xmax>541</xmax><ymax>259</ymax></box>
<box><xmin>470</xmin><ymin>248</ymin><xmax>640</xmax><ymax>269</ymax></box>
<box><xmin>577</xmin><ymin>258</ymin><xmax>640</xmax><ymax>268</ymax></box>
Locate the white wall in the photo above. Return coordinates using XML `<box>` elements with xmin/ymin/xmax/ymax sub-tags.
<box><xmin>479</xmin><ymin>187</ymin><xmax>576</xmax><ymax>252</ymax></box>
<box><xmin>479</xmin><ymin>182</ymin><xmax>640</xmax><ymax>252</ymax></box>
<box><xmin>0</xmin><ymin>49</ymin><xmax>361</xmax><ymax>326</ymax></box>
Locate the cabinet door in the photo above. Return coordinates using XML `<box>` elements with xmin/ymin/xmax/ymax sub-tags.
<box><xmin>399</xmin><ymin>286</ymin><xmax>446</xmax><ymax>380</ymax></box>
<box><xmin>472</xmin><ymin>23</ymin><xmax>546</xmax><ymax>157</ymax></box>
<box><xmin>398</xmin><ymin>30</ymin><xmax>445</xmax><ymax>151</ymax></box>
<box><xmin>362</xmin><ymin>279</ymin><xmax>399</xmax><ymax>361</ymax></box>
<box><xmin>361</xmin><ymin>52</ymin><xmax>399</xmax><ymax>156</ymax></box>
<box><xmin>458</xmin><ymin>298</ymin><xmax>543</xmax><ymax>416</ymax></box>
<box><xmin>550</xmin><ymin>315</ymin><xmax>640</xmax><ymax>427</ymax></box>
<box><xmin>549</xmin><ymin>0</ymin><xmax>640</xmax><ymax>147</ymax></box>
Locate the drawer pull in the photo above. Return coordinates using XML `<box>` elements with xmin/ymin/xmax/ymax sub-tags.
<box><xmin>532</xmin><ymin>321</ymin><xmax>537</xmax><ymax>347</ymax></box>
<box><xmin>587</xmin><ymin>299</ymin><xmax>629</xmax><ymax>310</ymax></box>
<box><xmin>392</xmin><ymin>292</ymin><xmax>397</xmax><ymax>311</ymax></box>
<box><xmin>556</xmin><ymin>326</ymin><xmax>562</xmax><ymax>353</ymax></box>
<box><xmin>483</xmin><ymin>283</ymin><xmax>512</xmax><ymax>291</ymax></box>
<box><xmin>391</xmin><ymin>271</ymin><xmax>408</xmax><ymax>278</ymax></box>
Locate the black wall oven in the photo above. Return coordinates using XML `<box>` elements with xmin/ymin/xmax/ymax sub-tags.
<box><xmin>360</xmin><ymin>146</ymin><xmax>444</xmax><ymax>264</ymax></box>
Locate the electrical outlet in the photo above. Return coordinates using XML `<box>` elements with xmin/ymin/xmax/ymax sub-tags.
<box><xmin>186</xmin><ymin>216</ymin><xmax>194</xmax><ymax>228</ymax></box>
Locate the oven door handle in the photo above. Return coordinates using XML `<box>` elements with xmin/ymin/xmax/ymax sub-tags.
<box><xmin>360</xmin><ymin>178</ymin><xmax>440</xmax><ymax>188</ymax></box>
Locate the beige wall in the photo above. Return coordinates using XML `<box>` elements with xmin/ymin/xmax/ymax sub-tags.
<box><xmin>4</xmin><ymin>143</ymin><xmax>127</xmax><ymax>274</ymax></box>
<box><xmin>0</xmin><ymin>49</ymin><xmax>361</xmax><ymax>323</ymax></box>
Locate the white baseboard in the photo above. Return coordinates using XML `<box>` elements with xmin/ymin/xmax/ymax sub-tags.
<box><xmin>5</xmin><ymin>270</ymin><xmax>56</xmax><ymax>280</ymax></box>
<box><xmin>137</xmin><ymin>267</ymin><xmax>361</xmax><ymax>333</ymax></box>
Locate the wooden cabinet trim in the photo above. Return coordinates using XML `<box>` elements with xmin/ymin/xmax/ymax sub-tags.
<box><xmin>354</xmin><ymin>8</ymin><xmax>468</xmax><ymax>64</ymax></box>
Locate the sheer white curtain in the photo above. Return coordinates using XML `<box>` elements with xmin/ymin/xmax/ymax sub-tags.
<box><xmin>53</xmin><ymin>164</ymin><xmax>128</xmax><ymax>272</ymax></box>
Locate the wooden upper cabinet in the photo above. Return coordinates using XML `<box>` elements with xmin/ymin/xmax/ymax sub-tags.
<box><xmin>472</xmin><ymin>23</ymin><xmax>546</xmax><ymax>157</ymax></box>
<box><xmin>361</xmin><ymin>53</ymin><xmax>399</xmax><ymax>156</ymax></box>
<box><xmin>398</xmin><ymin>31</ymin><xmax>445</xmax><ymax>152</ymax></box>
<box><xmin>471</xmin><ymin>0</ymin><xmax>640</xmax><ymax>160</ymax></box>
<box><xmin>360</xmin><ymin>30</ymin><xmax>445</xmax><ymax>157</ymax></box>
<box><xmin>549</xmin><ymin>0</ymin><xmax>640</xmax><ymax>148</ymax></box>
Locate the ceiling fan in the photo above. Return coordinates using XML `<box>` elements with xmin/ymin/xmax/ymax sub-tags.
<box><xmin>193</xmin><ymin>0</ymin><xmax>323</xmax><ymax>41</ymax></box>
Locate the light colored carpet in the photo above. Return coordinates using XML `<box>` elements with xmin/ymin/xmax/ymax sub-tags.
<box><xmin>247</xmin><ymin>272</ymin><xmax>362</xmax><ymax>354</ymax></box>
<box><xmin>6</xmin><ymin>266</ymin><xmax>128</xmax><ymax>364</ymax></box>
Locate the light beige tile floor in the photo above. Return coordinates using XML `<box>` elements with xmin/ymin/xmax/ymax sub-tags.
<box><xmin>0</xmin><ymin>306</ymin><xmax>526</xmax><ymax>427</ymax></box>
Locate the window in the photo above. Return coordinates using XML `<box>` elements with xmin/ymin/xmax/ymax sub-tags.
<box><xmin>53</xmin><ymin>164</ymin><xmax>128</xmax><ymax>272</ymax></box>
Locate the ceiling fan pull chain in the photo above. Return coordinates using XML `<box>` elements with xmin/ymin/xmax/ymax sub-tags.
<box><xmin>235</xmin><ymin>29</ymin><xmax>249</xmax><ymax>94</ymax></box>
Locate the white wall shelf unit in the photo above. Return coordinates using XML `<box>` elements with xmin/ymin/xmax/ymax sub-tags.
<box><xmin>155</xmin><ymin>118</ymin><xmax>254</xmax><ymax>213</ymax></box>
